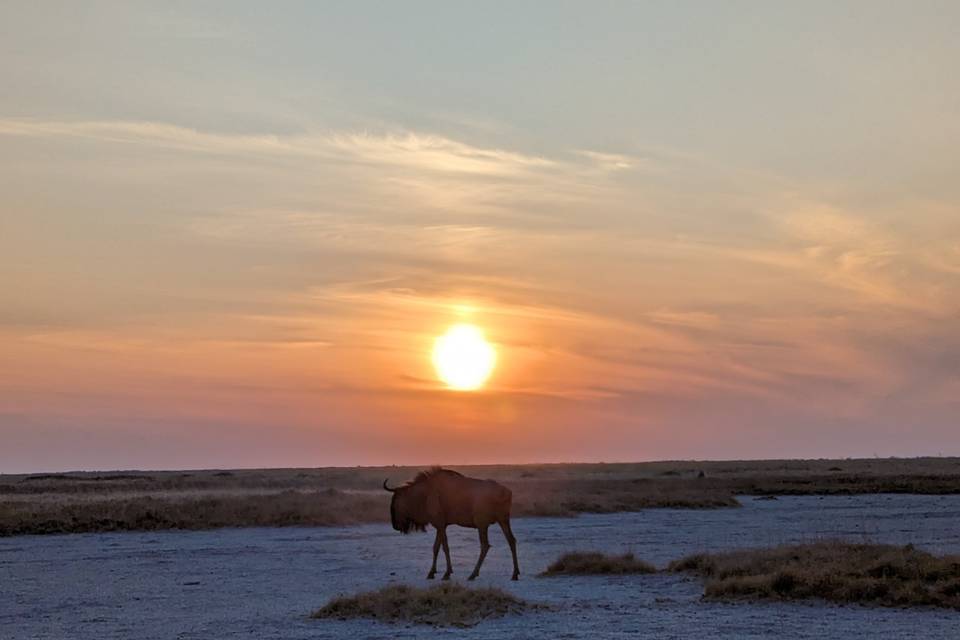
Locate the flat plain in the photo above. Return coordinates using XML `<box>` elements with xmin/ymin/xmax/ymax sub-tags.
<box><xmin>5</xmin><ymin>493</ymin><xmax>960</xmax><ymax>639</ymax></box>
<box><xmin>3</xmin><ymin>457</ymin><xmax>960</xmax><ymax>536</ymax></box>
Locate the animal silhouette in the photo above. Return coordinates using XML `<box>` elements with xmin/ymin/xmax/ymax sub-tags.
<box><xmin>383</xmin><ymin>467</ymin><xmax>520</xmax><ymax>580</ymax></box>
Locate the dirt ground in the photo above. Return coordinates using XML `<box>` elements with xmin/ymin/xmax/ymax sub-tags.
<box><xmin>4</xmin><ymin>494</ymin><xmax>960</xmax><ymax>639</ymax></box>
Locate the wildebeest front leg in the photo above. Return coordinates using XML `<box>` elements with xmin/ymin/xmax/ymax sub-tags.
<box><xmin>427</xmin><ymin>528</ymin><xmax>442</xmax><ymax>579</ymax></box>
<box><xmin>467</xmin><ymin>526</ymin><xmax>490</xmax><ymax>581</ymax></box>
<box><xmin>440</xmin><ymin>528</ymin><xmax>452</xmax><ymax>580</ymax></box>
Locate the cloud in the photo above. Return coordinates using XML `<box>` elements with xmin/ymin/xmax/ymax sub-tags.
<box><xmin>578</xmin><ymin>150</ymin><xmax>636</xmax><ymax>171</ymax></box>
<box><xmin>0</xmin><ymin>118</ymin><xmax>559</xmax><ymax>177</ymax></box>
<box><xmin>327</xmin><ymin>132</ymin><xmax>556</xmax><ymax>175</ymax></box>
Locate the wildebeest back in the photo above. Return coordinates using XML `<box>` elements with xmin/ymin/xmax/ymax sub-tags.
<box><xmin>437</xmin><ymin>475</ymin><xmax>511</xmax><ymax>528</ymax></box>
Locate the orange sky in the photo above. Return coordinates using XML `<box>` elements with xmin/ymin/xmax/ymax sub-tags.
<box><xmin>2</xmin><ymin>3</ymin><xmax>959</xmax><ymax>472</ymax></box>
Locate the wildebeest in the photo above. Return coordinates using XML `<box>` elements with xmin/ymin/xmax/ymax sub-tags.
<box><xmin>383</xmin><ymin>467</ymin><xmax>520</xmax><ymax>581</ymax></box>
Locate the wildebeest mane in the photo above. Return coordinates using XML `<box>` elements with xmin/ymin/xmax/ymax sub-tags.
<box><xmin>406</xmin><ymin>466</ymin><xmax>463</xmax><ymax>487</ymax></box>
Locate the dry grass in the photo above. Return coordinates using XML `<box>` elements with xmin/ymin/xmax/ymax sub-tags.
<box><xmin>3</xmin><ymin>457</ymin><xmax>960</xmax><ymax>536</ymax></box>
<box><xmin>0</xmin><ymin>489</ymin><xmax>384</xmax><ymax>536</ymax></box>
<box><xmin>0</xmin><ymin>470</ymin><xmax>737</xmax><ymax>537</ymax></box>
<box><xmin>0</xmin><ymin>480</ymin><xmax>733</xmax><ymax>536</ymax></box>
<box><xmin>541</xmin><ymin>551</ymin><xmax>656</xmax><ymax>576</ymax></box>
<box><xmin>311</xmin><ymin>583</ymin><xmax>538</xmax><ymax>627</ymax></box>
<box><xmin>669</xmin><ymin>541</ymin><xmax>960</xmax><ymax>609</ymax></box>
<box><xmin>510</xmin><ymin>478</ymin><xmax>739</xmax><ymax>517</ymax></box>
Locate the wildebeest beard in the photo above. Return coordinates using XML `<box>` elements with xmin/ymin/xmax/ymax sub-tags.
<box><xmin>390</xmin><ymin>493</ymin><xmax>426</xmax><ymax>534</ymax></box>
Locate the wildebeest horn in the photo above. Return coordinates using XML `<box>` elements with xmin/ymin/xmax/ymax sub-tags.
<box><xmin>383</xmin><ymin>478</ymin><xmax>397</xmax><ymax>492</ymax></box>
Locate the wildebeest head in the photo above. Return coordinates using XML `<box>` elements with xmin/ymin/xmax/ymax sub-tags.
<box><xmin>383</xmin><ymin>478</ymin><xmax>427</xmax><ymax>534</ymax></box>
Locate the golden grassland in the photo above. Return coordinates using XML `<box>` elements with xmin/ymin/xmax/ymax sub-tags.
<box><xmin>2</xmin><ymin>457</ymin><xmax>959</xmax><ymax>536</ymax></box>
<box><xmin>311</xmin><ymin>583</ymin><xmax>540</xmax><ymax>627</ymax></box>
<box><xmin>669</xmin><ymin>541</ymin><xmax>960</xmax><ymax>609</ymax></box>
<box><xmin>541</xmin><ymin>551</ymin><xmax>656</xmax><ymax>575</ymax></box>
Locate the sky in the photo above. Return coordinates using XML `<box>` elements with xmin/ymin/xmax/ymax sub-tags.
<box><xmin>1</xmin><ymin>2</ymin><xmax>959</xmax><ymax>472</ymax></box>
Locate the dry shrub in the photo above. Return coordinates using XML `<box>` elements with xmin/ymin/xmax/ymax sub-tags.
<box><xmin>541</xmin><ymin>551</ymin><xmax>656</xmax><ymax>575</ymax></box>
<box><xmin>669</xmin><ymin>541</ymin><xmax>960</xmax><ymax>609</ymax></box>
<box><xmin>311</xmin><ymin>583</ymin><xmax>538</xmax><ymax>627</ymax></box>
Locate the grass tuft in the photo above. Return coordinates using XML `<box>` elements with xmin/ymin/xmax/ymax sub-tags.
<box><xmin>311</xmin><ymin>583</ymin><xmax>538</xmax><ymax>627</ymax></box>
<box><xmin>668</xmin><ymin>541</ymin><xmax>960</xmax><ymax>609</ymax></box>
<box><xmin>541</xmin><ymin>551</ymin><xmax>656</xmax><ymax>575</ymax></box>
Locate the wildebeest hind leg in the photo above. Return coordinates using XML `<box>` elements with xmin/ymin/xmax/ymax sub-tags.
<box><xmin>467</xmin><ymin>526</ymin><xmax>490</xmax><ymax>580</ymax></box>
<box><xmin>440</xmin><ymin>528</ymin><xmax>452</xmax><ymax>580</ymax></box>
<box><xmin>499</xmin><ymin>519</ymin><xmax>520</xmax><ymax>580</ymax></box>
<box><xmin>427</xmin><ymin>528</ymin><xmax>442</xmax><ymax>579</ymax></box>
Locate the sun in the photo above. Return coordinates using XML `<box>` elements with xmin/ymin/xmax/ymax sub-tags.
<box><xmin>432</xmin><ymin>324</ymin><xmax>496</xmax><ymax>390</ymax></box>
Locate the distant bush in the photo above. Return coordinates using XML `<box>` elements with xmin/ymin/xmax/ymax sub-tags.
<box><xmin>669</xmin><ymin>541</ymin><xmax>960</xmax><ymax>609</ymax></box>
<box><xmin>312</xmin><ymin>583</ymin><xmax>539</xmax><ymax>627</ymax></box>
<box><xmin>542</xmin><ymin>551</ymin><xmax>656</xmax><ymax>576</ymax></box>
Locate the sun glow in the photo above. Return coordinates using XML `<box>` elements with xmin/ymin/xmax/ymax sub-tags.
<box><xmin>432</xmin><ymin>324</ymin><xmax>496</xmax><ymax>390</ymax></box>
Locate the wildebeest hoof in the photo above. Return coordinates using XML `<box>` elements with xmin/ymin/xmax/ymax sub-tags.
<box><xmin>441</xmin><ymin>573</ymin><xmax>451</xmax><ymax>581</ymax></box>
<box><xmin>426</xmin><ymin>572</ymin><xmax>435</xmax><ymax>579</ymax></box>
<box><xmin>511</xmin><ymin>574</ymin><xmax>519</xmax><ymax>581</ymax></box>
<box><xmin>467</xmin><ymin>574</ymin><xmax>478</xmax><ymax>581</ymax></box>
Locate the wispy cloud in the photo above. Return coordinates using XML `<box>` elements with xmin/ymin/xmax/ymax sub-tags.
<box><xmin>0</xmin><ymin>118</ymin><xmax>562</xmax><ymax>177</ymax></box>
<box><xmin>578</xmin><ymin>150</ymin><xmax>636</xmax><ymax>171</ymax></box>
